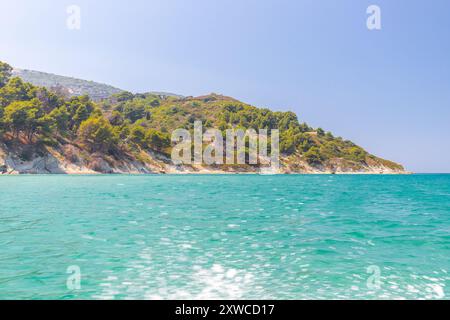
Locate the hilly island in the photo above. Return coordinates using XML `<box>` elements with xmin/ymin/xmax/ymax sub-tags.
<box><xmin>0</xmin><ymin>61</ymin><xmax>406</xmax><ymax>174</ymax></box>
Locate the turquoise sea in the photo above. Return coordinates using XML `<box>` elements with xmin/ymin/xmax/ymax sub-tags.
<box><xmin>0</xmin><ymin>174</ymin><xmax>449</xmax><ymax>300</ymax></box>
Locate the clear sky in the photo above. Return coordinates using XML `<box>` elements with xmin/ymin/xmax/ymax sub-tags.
<box><xmin>1</xmin><ymin>0</ymin><xmax>449</xmax><ymax>172</ymax></box>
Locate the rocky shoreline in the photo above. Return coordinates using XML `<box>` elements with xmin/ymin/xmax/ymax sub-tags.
<box><xmin>0</xmin><ymin>142</ymin><xmax>409</xmax><ymax>175</ymax></box>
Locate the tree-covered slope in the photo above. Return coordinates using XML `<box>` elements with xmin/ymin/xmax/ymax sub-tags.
<box><xmin>0</xmin><ymin>61</ymin><xmax>405</xmax><ymax>174</ymax></box>
<box><xmin>98</xmin><ymin>92</ymin><xmax>404</xmax><ymax>173</ymax></box>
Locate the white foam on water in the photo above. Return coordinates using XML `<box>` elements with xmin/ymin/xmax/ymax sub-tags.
<box><xmin>93</xmin><ymin>248</ymin><xmax>255</xmax><ymax>300</ymax></box>
<box><xmin>92</xmin><ymin>244</ymin><xmax>449</xmax><ymax>300</ymax></box>
<box><xmin>428</xmin><ymin>284</ymin><xmax>445</xmax><ymax>299</ymax></box>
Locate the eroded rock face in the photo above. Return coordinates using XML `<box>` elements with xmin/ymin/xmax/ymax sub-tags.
<box><xmin>0</xmin><ymin>141</ymin><xmax>64</xmax><ymax>174</ymax></box>
<box><xmin>88</xmin><ymin>157</ymin><xmax>114</xmax><ymax>174</ymax></box>
<box><xmin>0</xmin><ymin>143</ymin><xmax>7</xmax><ymax>172</ymax></box>
<box><xmin>4</xmin><ymin>154</ymin><xmax>65</xmax><ymax>174</ymax></box>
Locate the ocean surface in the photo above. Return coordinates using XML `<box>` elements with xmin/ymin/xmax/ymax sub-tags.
<box><xmin>0</xmin><ymin>174</ymin><xmax>449</xmax><ymax>300</ymax></box>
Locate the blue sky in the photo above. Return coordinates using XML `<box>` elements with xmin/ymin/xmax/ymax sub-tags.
<box><xmin>1</xmin><ymin>0</ymin><xmax>449</xmax><ymax>172</ymax></box>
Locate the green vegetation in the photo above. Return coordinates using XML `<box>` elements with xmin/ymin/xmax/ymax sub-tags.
<box><xmin>0</xmin><ymin>61</ymin><xmax>403</xmax><ymax>171</ymax></box>
<box><xmin>78</xmin><ymin>116</ymin><xmax>117</xmax><ymax>153</ymax></box>
<box><xmin>97</xmin><ymin>92</ymin><xmax>373</xmax><ymax>166</ymax></box>
<box><xmin>0</xmin><ymin>62</ymin><xmax>12</xmax><ymax>87</ymax></box>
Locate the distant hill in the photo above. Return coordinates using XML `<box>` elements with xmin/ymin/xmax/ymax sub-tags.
<box><xmin>12</xmin><ymin>68</ymin><xmax>184</xmax><ymax>102</ymax></box>
<box><xmin>12</xmin><ymin>68</ymin><xmax>124</xmax><ymax>101</ymax></box>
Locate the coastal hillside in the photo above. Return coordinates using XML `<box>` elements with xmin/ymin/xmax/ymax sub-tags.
<box><xmin>0</xmin><ymin>61</ymin><xmax>406</xmax><ymax>174</ymax></box>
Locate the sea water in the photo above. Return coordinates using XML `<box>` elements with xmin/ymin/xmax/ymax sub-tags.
<box><xmin>0</xmin><ymin>174</ymin><xmax>449</xmax><ymax>300</ymax></box>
